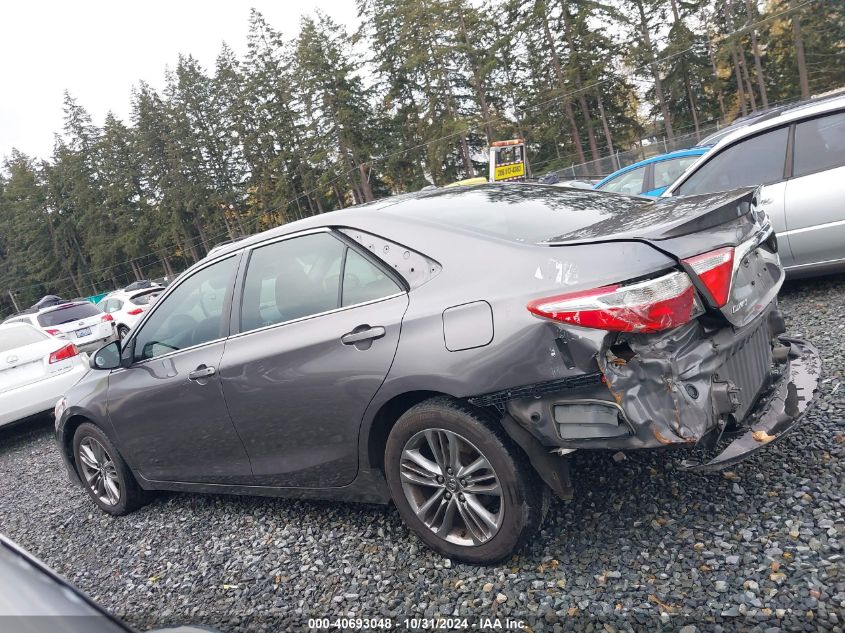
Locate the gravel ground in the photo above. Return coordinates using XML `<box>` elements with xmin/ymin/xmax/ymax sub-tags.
<box><xmin>1</xmin><ymin>274</ymin><xmax>844</xmax><ymax>632</ymax></box>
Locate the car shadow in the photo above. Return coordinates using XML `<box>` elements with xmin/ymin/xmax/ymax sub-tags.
<box><xmin>0</xmin><ymin>414</ymin><xmax>55</xmax><ymax>454</ymax></box>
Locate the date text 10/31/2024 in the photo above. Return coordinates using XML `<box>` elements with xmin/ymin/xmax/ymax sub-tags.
<box><xmin>307</xmin><ymin>617</ymin><xmax>526</xmax><ymax>630</ymax></box>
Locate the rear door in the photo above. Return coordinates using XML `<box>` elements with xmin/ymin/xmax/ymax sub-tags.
<box><xmin>782</xmin><ymin>109</ymin><xmax>845</xmax><ymax>269</ymax></box>
<box><xmin>220</xmin><ymin>229</ymin><xmax>408</xmax><ymax>488</ymax></box>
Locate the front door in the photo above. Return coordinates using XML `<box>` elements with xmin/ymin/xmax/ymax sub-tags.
<box><xmin>107</xmin><ymin>254</ymin><xmax>254</xmax><ymax>484</ymax></box>
<box><xmin>783</xmin><ymin>110</ymin><xmax>845</xmax><ymax>269</ymax></box>
<box><xmin>220</xmin><ymin>230</ymin><xmax>408</xmax><ymax>487</ymax></box>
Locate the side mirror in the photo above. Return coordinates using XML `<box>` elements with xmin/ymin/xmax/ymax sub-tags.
<box><xmin>91</xmin><ymin>341</ymin><xmax>122</xmax><ymax>370</ymax></box>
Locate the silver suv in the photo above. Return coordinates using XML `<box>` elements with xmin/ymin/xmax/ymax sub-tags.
<box><xmin>665</xmin><ymin>95</ymin><xmax>845</xmax><ymax>277</ymax></box>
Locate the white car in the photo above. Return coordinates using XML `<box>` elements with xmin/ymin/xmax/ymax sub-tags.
<box><xmin>0</xmin><ymin>322</ymin><xmax>89</xmax><ymax>427</ymax></box>
<box><xmin>3</xmin><ymin>301</ymin><xmax>117</xmax><ymax>353</ymax></box>
<box><xmin>97</xmin><ymin>286</ymin><xmax>162</xmax><ymax>339</ymax></box>
<box><xmin>664</xmin><ymin>93</ymin><xmax>845</xmax><ymax>277</ymax></box>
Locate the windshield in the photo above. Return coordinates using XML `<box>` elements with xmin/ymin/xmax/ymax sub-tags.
<box><xmin>37</xmin><ymin>303</ymin><xmax>101</xmax><ymax>327</ymax></box>
<box><xmin>0</xmin><ymin>325</ymin><xmax>48</xmax><ymax>353</ymax></box>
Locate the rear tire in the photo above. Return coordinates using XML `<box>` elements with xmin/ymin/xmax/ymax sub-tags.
<box><xmin>117</xmin><ymin>325</ymin><xmax>130</xmax><ymax>339</ymax></box>
<box><xmin>385</xmin><ymin>397</ymin><xmax>545</xmax><ymax>564</ymax></box>
<box><xmin>73</xmin><ymin>422</ymin><xmax>149</xmax><ymax>515</ymax></box>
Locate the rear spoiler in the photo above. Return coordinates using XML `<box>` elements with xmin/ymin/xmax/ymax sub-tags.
<box><xmin>544</xmin><ymin>187</ymin><xmax>760</xmax><ymax>245</ymax></box>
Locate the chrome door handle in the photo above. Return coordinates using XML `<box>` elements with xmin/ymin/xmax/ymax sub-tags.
<box><xmin>341</xmin><ymin>326</ymin><xmax>386</xmax><ymax>345</ymax></box>
<box><xmin>760</xmin><ymin>198</ymin><xmax>773</xmax><ymax>205</ymax></box>
<box><xmin>188</xmin><ymin>365</ymin><xmax>216</xmax><ymax>380</ymax></box>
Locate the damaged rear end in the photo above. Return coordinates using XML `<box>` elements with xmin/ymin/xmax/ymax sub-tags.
<box><xmin>503</xmin><ymin>187</ymin><xmax>820</xmax><ymax>471</ymax></box>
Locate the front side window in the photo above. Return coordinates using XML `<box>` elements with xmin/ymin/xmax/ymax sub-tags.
<box><xmin>793</xmin><ymin>111</ymin><xmax>845</xmax><ymax>178</ymax></box>
<box><xmin>653</xmin><ymin>156</ymin><xmax>700</xmax><ymax>190</ymax></box>
<box><xmin>676</xmin><ymin>126</ymin><xmax>789</xmax><ymax>196</ymax></box>
<box><xmin>133</xmin><ymin>256</ymin><xmax>237</xmax><ymax>361</ymax></box>
<box><xmin>597</xmin><ymin>165</ymin><xmax>647</xmax><ymax>195</ymax></box>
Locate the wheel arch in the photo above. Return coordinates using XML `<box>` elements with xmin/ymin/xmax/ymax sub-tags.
<box><xmin>60</xmin><ymin>412</ymin><xmax>120</xmax><ymax>477</ymax></box>
<box><xmin>60</xmin><ymin>413</ymin><xmax>93</xmax><ymax>480</ymax></box>
<box><xmin>365</xmin><ymin>390</ymin><xmax>452</xmax><ymax>472</ymax></box>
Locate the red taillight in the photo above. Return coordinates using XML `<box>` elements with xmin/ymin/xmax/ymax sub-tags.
<box><xmin>49</xmin><ymin>343</ymin><xmax>79</xmax><ymax>364</ymax></box>
<box><xmin>101</xmin><ymin>314</ymin><xmax>114</xmax><ymax>322</ymax></box>
<box><xmin>527</xmin><ymin>271</ymin><xmax>698</xmax><ymax>333</ymax></box>
<box><xmin>683</xmin><ymin>246</ymin><xmax>734</xmax><ymax>308</ymax></box>
<box><xmin>45</xmin><ymin>328</ymin><xmax>61</xmax><ymax>336</ymax></box>
<box><xmin>126</xmin><ymin>308</ymin><xmax>143</xmax><ymax>315</ymax></box>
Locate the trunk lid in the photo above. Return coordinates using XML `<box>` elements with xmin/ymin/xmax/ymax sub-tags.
<box><xmin>545</xmin><ymin>187</ymin><xmax>782</xmax><ymax>328</ymax></box>
<box><xmin>0</xmin><ymin>339</ymin><xmax>65</xmax><ymax>394</ymax></box>
<box><xmin>543</xmin><ymin>188</ymin><xmax>760</xmax><ymax>246</ymax></box>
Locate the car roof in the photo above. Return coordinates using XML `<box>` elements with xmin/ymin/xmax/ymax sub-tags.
<box><xmin>707</xmin><ymin>94</ymin><xmax>845</xmax><ymax>151</ymax></box>
<box><xmin>697</xmin><ymin>90</ymin><xmax>845</xmax><ymax>147</ymax></box>
<box><xmin>594</xmin><ymin>147</ymin><xmax>710</xmax><ymax>188</ymax></box>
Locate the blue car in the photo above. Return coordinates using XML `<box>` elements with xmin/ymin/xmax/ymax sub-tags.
<box><xmin>594</xmin><ymin>148</ymin><xmax>709</xmax><ymax>196</ymax></box>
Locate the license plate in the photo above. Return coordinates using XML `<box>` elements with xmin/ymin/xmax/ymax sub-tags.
<box><xmin>494</xmin><ymin>162</ymin><xmax>525</xmax><ymax>181</ymax></box>
<box><xmin>75</xmin><ymin>327</ymin><xmax>91</xmax><ymax>337</ymax></box>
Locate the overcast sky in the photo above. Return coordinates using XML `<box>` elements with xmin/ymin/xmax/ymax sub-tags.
<box><xmin>0</xmin><ymin>0</ymin><xmax>360</xmax><ymax>162</ymax></box>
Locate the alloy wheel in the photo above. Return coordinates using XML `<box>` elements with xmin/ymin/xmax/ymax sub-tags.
<box><xmin>399</xmin><ymin>428</ymin><xmax>503</xmax><ymax>546</ymax></box>
<box><xmin>78</xmin><ymin>437</ymin><xmax>121</xmax><ymax>506</ymax></box>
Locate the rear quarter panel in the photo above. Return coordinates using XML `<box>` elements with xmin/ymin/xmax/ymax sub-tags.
<box><xmin>349</xmin><ymin>217</ymin><xmax>678</xmax><ymax>466</ymax></box>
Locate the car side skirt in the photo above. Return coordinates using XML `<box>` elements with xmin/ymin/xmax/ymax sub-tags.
<box><xmin>132</xmin><ymin>467</ymin><xmax>391</xmax><ymax>505</ymax></box>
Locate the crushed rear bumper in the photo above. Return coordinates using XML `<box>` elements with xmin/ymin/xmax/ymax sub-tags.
<box><xmin>681</xmin><ymin>336</ymin><xmax>820</xmax><ymax>469</ymax></box>
<box><xmin>493</xmin><ymin>306</ymin><xmax>820</xmax><ymax>472</ymax></box>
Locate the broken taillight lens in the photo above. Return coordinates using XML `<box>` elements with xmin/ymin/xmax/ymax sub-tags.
<box><xmin>683</xmin><ymin>246</ymin><xmax>734</xmax><ymax>308</ymax></box>
<box><xmin>527</xmin><ymin>271</ymin><xmax>698</xmax><ymax>333</ymax></box>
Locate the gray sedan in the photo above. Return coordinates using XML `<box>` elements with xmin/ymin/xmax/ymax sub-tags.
<box><xmin>55</xmin><ymin>184</ymin><xmax>819</xmax><ymax>563</ymax></box>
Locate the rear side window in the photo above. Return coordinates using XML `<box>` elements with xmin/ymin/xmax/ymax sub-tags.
<box><xmin>793</xmin><ymin>111</ymin><xmax>845</xmax><ymax>178</ymax></box>
<box><xmin>676</xmin><ymin>126</ymin><xmax>789</xmax><ymax>196</ymax></box>
<box><xmin>598</xmin><ymin>165</ymin><xmax>646</xmax><ymax>195</ymax></box>
<box><xmin>240</xmin><ymin>233</ymin><xmax>346</xmax><ymax>332</ymax></box>
<box><xmin>342</xmin><ymin>249</ymin><xmax>401</xmax><ymax>307</ymax></box>
<box><xmin>0</xmin><ymin>326</ymin><xmax>48</xmax><ymax>353</ymax></box>
<box><xmin>653</xmin><ymin>156</ymin><xmax>699</xmax><ymax>190</ymax></box>
<box><xmin>38</xmin><ymin>303</ymin><xmax>101</xmax><ymax>327</ymax></box>
<box><xmin>240</xmin><ymin>232</ymin><xmax>403</xmax><ymax>333</ymax></box>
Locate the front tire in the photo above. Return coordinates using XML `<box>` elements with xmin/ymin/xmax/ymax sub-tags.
<box><xmin>385</xmin><ymin>398</ymin><xmax>546</xmax><ymax>564</ymax></box>
<box><xmin>73</xmin><ymin>422</ymin><xmax>148</xmax><ymax>515</ymax></box>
